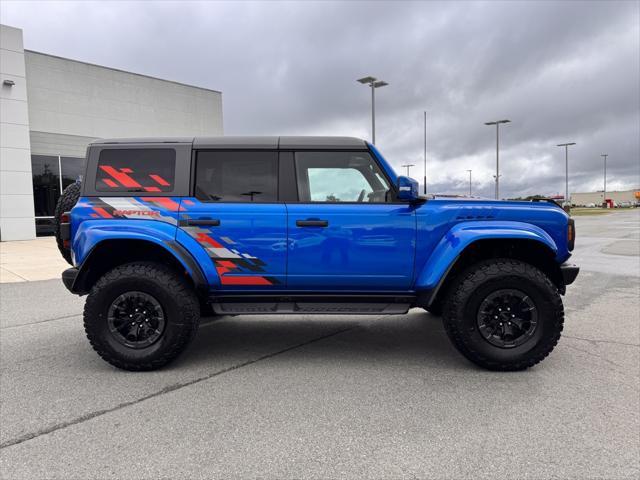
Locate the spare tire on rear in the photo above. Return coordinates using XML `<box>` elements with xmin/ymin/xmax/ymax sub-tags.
<box><xmin>54</xmin><ymin>181</ymin><xmax>82</xmax><ymax>265</ymax></box>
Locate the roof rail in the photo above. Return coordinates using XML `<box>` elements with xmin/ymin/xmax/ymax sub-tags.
<box><xmin>531</xmin><ymin>198</ymin><xmax>563</xmax><ymax>208</ymax></box>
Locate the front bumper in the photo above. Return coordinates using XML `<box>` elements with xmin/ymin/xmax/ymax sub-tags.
<box><xmin>560</xmin><ymin>262</ymin><xmax>579</xmax><ymax>286</ymax></box>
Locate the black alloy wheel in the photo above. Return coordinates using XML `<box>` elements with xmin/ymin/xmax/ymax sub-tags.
<box><xmin>476</xmin><ymin>289</ymin><xmax>538</xmax><ymax>348</ymax></box>
<box><xmin>107</xmin><ymin>291</ymin><xmax>166</xmax><ymax>349</ymax></box>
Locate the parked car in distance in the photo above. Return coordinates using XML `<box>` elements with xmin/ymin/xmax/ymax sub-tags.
<box><xmin>55</xmin><ymin>136</ymin><xmax>579</xmax><ymax>372</ymax></box>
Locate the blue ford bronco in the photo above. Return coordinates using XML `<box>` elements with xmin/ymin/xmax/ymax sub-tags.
<box><xmin>55</xmin><ymin>136</ymin><xmax>578</xmax><ymax>371</ymax></box>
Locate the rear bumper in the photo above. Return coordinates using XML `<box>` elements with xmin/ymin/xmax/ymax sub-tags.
<box><xmin>62</xmin><ymin>267</ymin><xmax>80</xmax><ymax>294</ymax></box>
<box><xmin>560</xmin><ymin>262</ymin><xmax>579</xmax><ymax>286</ymax></box>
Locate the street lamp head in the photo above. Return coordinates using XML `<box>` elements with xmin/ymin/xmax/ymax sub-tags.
<box><xmin>357</xmin><ymin>75</ymin><xmax>388</xmax><ymax>145</ymax></box>
<box><xmin>357</xmin><ymin>76</ymin><xmax>376</xmax><ymax>84</ymax></box>
<box><xmin>485</xmin><ymin>119</ymin><xmax>511</xmax><ymax>125</ymax></box>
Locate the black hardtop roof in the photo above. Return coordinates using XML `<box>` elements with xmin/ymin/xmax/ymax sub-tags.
<box><xmin>91</xmin><ymin>136</ymin><xmax>368</xmax><ymax>150</ymax></box>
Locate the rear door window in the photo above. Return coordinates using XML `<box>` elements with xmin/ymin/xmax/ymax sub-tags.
<box><xmin>96</xmin><ymin>149</ymin><xmax>176</xmax><ymax>192</ymax></box>
<box><xmin>195</xmin><ymin>151</ymin><xmax>278</xmax><ymax>202</ymax></box>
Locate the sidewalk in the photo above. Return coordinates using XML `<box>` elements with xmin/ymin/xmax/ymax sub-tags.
<box><xmin>0</xmin><ymin>237</ymin><xmax>69</xmax><ymax>283</ymax></box>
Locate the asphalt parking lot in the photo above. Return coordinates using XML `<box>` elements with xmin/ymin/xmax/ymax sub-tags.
<box><xmin>1</xmin><ymin>209</ymin><xmax>638</xmax><ymax>479</ymax></box>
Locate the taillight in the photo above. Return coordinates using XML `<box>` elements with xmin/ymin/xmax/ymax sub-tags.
<box><xmin>59</xmin><ymin>212</ymin><xmax>72</xmax><ymax>247</ymax></box>
<box><xmin>567</xmin><ymin>218</ymin><xmax>575</xmax><ymax>251</ymax></box>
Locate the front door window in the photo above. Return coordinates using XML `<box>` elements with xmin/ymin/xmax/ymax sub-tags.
<box><xmin>295</xmin><ymin>151</ymin><xmax>391</xmax><ymax>203</ymax></box>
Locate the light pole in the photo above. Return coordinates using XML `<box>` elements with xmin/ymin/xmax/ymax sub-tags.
<box><xmin>557</xmin><ymin>142</ymin><xmax>576</xmax><ymax>207</ymax></box>
<box><xmin>601</xmin><ymin>154</ymin><xmax>608</xmax><ymax>207</ymax></box>
<box><xmin>423</xmin><ymin>111</ymin><xmax>427</xmax><ymax>194</ymax></box>
<box><xmin>466</xmin><ymin>169</ymin><xmax>472</xmax><ymax>196</ymax></box>
<box><xmin>484</xmin><ymin>119</ymin><xmax>511</xmax><ymax>199</ymax></box>
<box><xmin>401</xmin><ymin>164</ymin><xmax>415</xmax><ymax>177</ymax></box>
<box><xmin>357</xmin><ymin>76</ymin><xmax>389</xmax><ymax>144</ymax></box>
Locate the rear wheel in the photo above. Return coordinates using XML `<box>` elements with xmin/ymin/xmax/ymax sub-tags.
<box><xmin>442</xmin><ymin>259</ymin><xmax>563</xmax><ymax>371</ymax></box>
<box><xmin>84</xmin><ymin>262</ymin><xmax>200</xmax><ymax>371</ymax></box>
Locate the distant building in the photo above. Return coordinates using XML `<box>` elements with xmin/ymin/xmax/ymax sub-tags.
<box><xmin>571</xmin><ymin>189</ymin><xmax>640</xmax><ymax>206</ymax></box>
<box><xmin>1</xmin><ymin>24</ymin><xmax>223</xmax><ymax>240</ymax></box>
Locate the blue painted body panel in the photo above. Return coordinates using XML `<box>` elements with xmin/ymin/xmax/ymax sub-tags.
<box><xmin>70</xmin><ymin>196</ymin><xmax>207</xmax><ymax>282</ymax></box>
<box><xmin>415</xmin><ymin>220</ymin><xmax>557</xmax><ymax>290</ymax></box>
<box><xmin>174</xmin><ymin>226</ymin><xmax>221</xmax><ymax>287</ymax></box>
<box><xmin>69</xmin><ymin>157</ymin><xmax>571</xmax><ymax>295</ymax></box>
<box><xmin>74</xmin><ymin>219</ymin><xmax>178</xmax><ymax>266</ymax></box>
<box><xmin>412</xmin><ymin>199</ymin><xmax>570</xmax><ymax>290</ymax></box>
<box><xmin>72</xmin><ymin>196</ymin><xmax>181</xmax><ymax>265</ymax></box>
<box><xmin>286</xmin><ymin>203</ymin><xmax>416</xmax><ymax>289</ymax></box>
<box><xmin>177</xmin><ymin>199</ymin><xmax>288</xmax><ymax>289</ymax></box>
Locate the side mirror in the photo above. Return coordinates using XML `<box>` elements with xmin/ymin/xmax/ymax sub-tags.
<box><xmin>397</xmin><ymin>176</ymin><xmax>419</xmax><ymax>202</ymax></box>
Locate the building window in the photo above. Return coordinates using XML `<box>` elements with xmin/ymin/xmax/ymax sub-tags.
<box><xmin>31</xmin><ymin>155</ymin><xmax>61</xmax><ymax>218</ymax></box>
<box><xmin>31</xmin><ymin>154</ymin><xmax>85</xmax><ymax>236</ymax></box>
<box><xmin>61</xmin><ymin>156</ymin><xmax>84</xmax><ymax>189</ymax></box>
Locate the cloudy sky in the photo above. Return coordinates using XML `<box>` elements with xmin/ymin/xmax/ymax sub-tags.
<box><xmin>2</xmin><ymin>0</ymin><xmax>638</xmax><ymax>198</ymax></box>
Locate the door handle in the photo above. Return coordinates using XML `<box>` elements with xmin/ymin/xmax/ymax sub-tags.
<box><xmin>296</xmin><ymin>219</ymin><xmax>328</xmax><ymax>227</ymax></box>
<box><xmin>179</xmin><ymin>218</ymin><xmax>220</xmax><ymax>227</ymax></box>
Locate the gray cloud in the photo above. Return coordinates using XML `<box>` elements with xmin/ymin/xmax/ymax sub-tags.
<box><xmin>2</xmin><ymin>0</ymin><xmax>638</xmax><ymax>198</ymax></box>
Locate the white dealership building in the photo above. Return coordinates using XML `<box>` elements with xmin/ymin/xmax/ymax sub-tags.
<box><xmin>0</xmin><ymin>24</ymin><xmax>223</xmax><ymax>240</ymax></box>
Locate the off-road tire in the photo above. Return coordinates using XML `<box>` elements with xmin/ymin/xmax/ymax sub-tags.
<box><xmin>84</xmin><ymin>262</ymin><xmax>200</xmax><ymax>371</ymax></box>
<box><xmin>442</xmin><ymin>258</ymin><xmax>564</xmax><ymax>371</ymax></box>
<box><xmin>54</xmin><ymin>181</ymin><xmax>81</xmax><ymax>265</ymax></box>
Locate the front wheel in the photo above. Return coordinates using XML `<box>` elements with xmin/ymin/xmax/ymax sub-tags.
<box><xmin>442</xmin><ymin>259</ymin><xmax>564</xmax><ymax>371</ymax></box>
<box><xmin>84</xmin><ymin>262</ymin><xmax>200</xmax><ymax>371</ymax></box>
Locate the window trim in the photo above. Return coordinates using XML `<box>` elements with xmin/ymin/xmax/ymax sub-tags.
<box><xmin>278</xmin><ymin>151</ymin><xmax>298</xmax><ymax>202</ymax></box>
<box><xmin>192</xmin><ymin>149</ymin><xmax>281</xmax><ymax>204</ymax></box>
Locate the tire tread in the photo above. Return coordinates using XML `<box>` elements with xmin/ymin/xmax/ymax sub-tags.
<box><xmin>442</xmin><ymin>258</ymin><xmax>564</xmax><ymax>371</ymax></box>
<box><xmin>83</xmin><ymin>262</ymin><xmax>200</xmax><ymax>371</ymax></box>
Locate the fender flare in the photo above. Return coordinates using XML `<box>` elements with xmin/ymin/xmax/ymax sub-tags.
<box><xmin>414</xmin><ymin>221</ymin><xmax>558</xmax><ymax>294</ymax></box>
<box><xmin>70</xmin><ymin>223</ymin><xmax>207</xmax><ymax>294</ymax></box>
